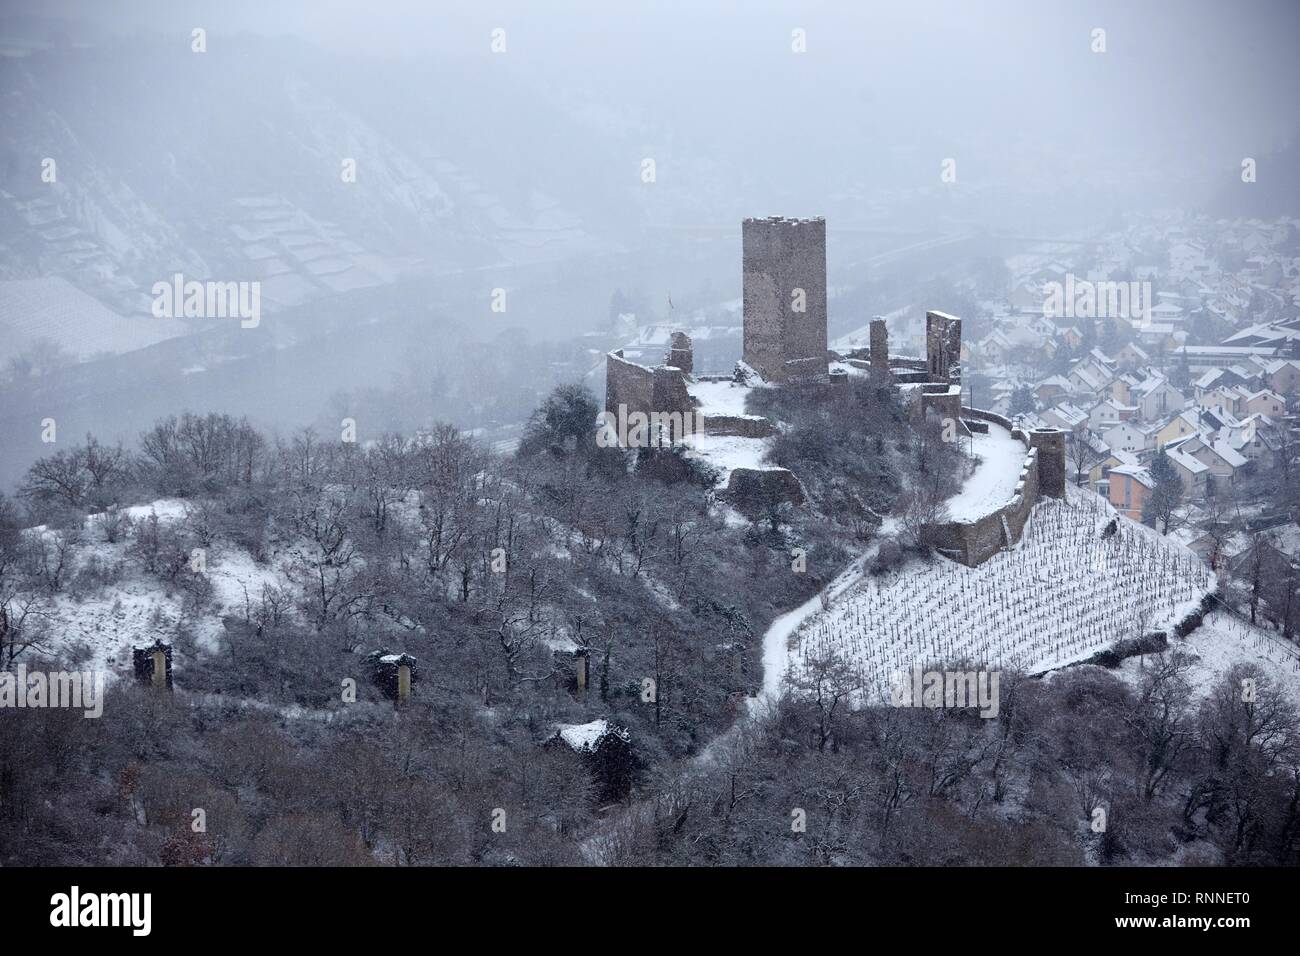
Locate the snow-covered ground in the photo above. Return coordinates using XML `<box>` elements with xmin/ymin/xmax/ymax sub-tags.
<box><xmin>1116</xmin><ymin>610</ymin><xmax>1300</xmax><ymax>700</ymax></box>
<box><xmin>781</xmin><ymin>488</ymin><xmax>1217</xmax><ymax>702</ymax></box>
<box><xmin>687</xmin><ymin>379</ymin><xmax>755</xmax><ymax>419</ymax></box>
<box><xmin>121</xmin><ymin>499</ymin><xmax>189</xmax><ymax>523</ymax></box>
<box><xmin>29</xmin><ymin>500</ymin><xmax>295</xmax><ymax>677</ymax></box>
<box><xmin>682</xmin><ymin>377</ymin><xmax>781</xmax><ymax>485</ymax></box>
<box><xmin>944</xmin><ymin>422</ymin><xmax>1028</xmax><ymax>522</ymax></box>
<box><xmin>751</xmin><ymin>519</ymin><xmax>897</xmax><ymax>712</ymax></box>
<box><xmin>684</xmin><ymin>433</ymin><xmax>771</xmax><ymax>480</ymax></box>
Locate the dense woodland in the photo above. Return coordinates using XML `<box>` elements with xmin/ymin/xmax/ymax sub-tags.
<box><xmin>0</xmin><ymin>381</ymin><xmax>1297</xmax><ymax>865</ymax></box>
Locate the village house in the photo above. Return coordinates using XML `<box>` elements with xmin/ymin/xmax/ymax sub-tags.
<box><xmin>1067</xmin><ymin>363</ymin><xmax>1109</xmax><ymax>400</ymax></box>
<box><xmin>1040</xmin><ymin>402</ymin><xmax>1089</xmax><ymax>434</ymax></box>
<box><xmin>1193</xmin><ymin>366</ymin><xmax>1256</xmax><ymax>400</ymax></box>
<box><xmin>1057</xmin><ymin>326</ymin><xmax>1083</xmax><ymax>350</ymax></box>
<box><xmin>1103</xmin><ymin>374</ymin><xmax>1138</xmax><ymax>405</ymax></box>
<box><xmin>1035</xmin><ymin>375</ymin><xmax>1073</xmax><ymax>405</ymax></box>
<box><xmin>1088</xmin><ymin>447</ymin><xmax>1140</xmax><ymax>496</ymax></box>
<box><xmin>1260</xmin><ymin>357</ymin><xmax>1300</xmax><ymax>396</ymax></box>
<box><xmin>1133</xmin><ymin>374</ymin><xmax>1186</xmax><ymax>420</ymax></box>
<box><xmin>1102</xmin><ymin>420</ymin><xmax>1147</xmax><ymax>455</ymax></box>
<box><xmin>1135</xmin><ymin>322</ymin><xmax>1182</xmax><ymax>352</ymax></box>
<box><xmin>1108</xmin><ymin>463</ymin><xmax>1153</xmax><ymax>521</ymax></box>
<box><xmin>1153</xmin><ymin>409</ymin><xmax>1204</xmax><ymax>448</ymax></box>
<box><xmin>1220</xmin><ymin>414</ymin><xmax>1275</xmax><ymax>467</ymax></box>
<box><xmin>1242</xmin><ymin>388</ymin><xmax>1287</xmax><ymax>419</ymax></box>
<box><xmin>1198</xmin><ymin>384</ymin><xmax>1247</xmax><ymax>419</ymax></box>
<box><xmin>1183</xmin><ymin>435</ymin><xmax>1248</xmax><ymax>492</ymax></box>
<box><xmin>1113</xmin><ymin>342</ymin><xmax>1151</xmax><ymax>370</ymax></box>
<box><xmin>1165</xmin><ymin>438</ymin><xmax>1210</xmax><ymax>498</ymax></box>
<box><xmin>1088</xmin><ymin>397</ymin><xmax>1136</xmax><ymax>430</ymax></box>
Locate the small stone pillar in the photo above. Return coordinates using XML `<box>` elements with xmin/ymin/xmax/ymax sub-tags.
<box><xmin>1029</xmin><ymin>428</ymin><xmax>1067</xmax><ymax>498</ymax></box>
<box><xmin>366</xmin><ymin>650</ymin><xmax>419</xmax><ymax>702</ymax></box>
<box><xmin>575</xmin><ymin>649</ymin><xmax>589</xmax><ymax>693</ymax></box>
<box><xmin>133</xmin><ymin>640</ymin><xmax>173</xmax><ymax>690</ymax></box>
<box><xmin>870</xmin><ymin>317</ymin><xmax>889</xmax><ymax>370</ymax></box>
<box><xmin>665</xmin><ymin>331</ymin><xmax>694</xmax><ymax>376</ymax></box>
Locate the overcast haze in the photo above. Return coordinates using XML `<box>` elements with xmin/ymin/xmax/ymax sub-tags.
<box><xmin>4</xmin><ymin>0</ymin><xmax>1300</xmax><ymax>891</ymax></box>
<box><xmin>0</xmin><ymin>0</ymin><xmax>1298</xmax><ymax>490</ymax></box>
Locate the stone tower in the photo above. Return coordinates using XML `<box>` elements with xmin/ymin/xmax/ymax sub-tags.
<box><xmin>925</xmin><ymin>310</ymin><xmax>962</xmax><ymax>385</ymax></box>
<box><xmin>1029</xmin><ymin>428</ymin><xmax>1067</xmax><ymax>498</ymax></box>
<box><xmin>742</xmin><ymin>216</ymin><xmax>827</xmax><ymax>382</ymax></box>
<box><xmin>869</xmin><ymin>316</ymin><xmax>889</xmax><ymax>370</ymax></box>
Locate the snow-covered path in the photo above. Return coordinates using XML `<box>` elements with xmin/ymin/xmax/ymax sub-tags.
<box><xmin>749</xmin><ymin>520</ymin><xmax>897</xmax><ymax>712</ymax></box>
<box><xmin>944</xmin><ymin>423</ymin><xmax>1026</xmax><ymax>523</ymax></box>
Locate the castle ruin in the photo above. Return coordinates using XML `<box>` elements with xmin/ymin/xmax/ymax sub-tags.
<box><xmin>601</xmin><ymin>217</ymin><xmax>1067</xmax><ymax>566</ymax></box>
<box><xmin>925</xmin><ymin>310</ymin><xmax>963</xmax><ymax>384</ymax></box>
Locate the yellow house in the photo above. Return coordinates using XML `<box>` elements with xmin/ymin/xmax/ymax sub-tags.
<box><xmin>1088</xmin><ymin>449</ymin><xmax>1140</xmax><ymax>491</ymax></box>
<box><xmin>1153</xmin><ymin>411</ymin><xmax>1200</xmax><ymax>448</ymax></box>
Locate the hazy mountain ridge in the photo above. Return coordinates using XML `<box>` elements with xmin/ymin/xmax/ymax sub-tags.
<box><xmin>0</xmin><ymin>30</ymin><xmax>623</xmax><ymax>320</ymax></box>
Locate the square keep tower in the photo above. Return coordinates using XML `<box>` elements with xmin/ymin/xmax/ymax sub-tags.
<box><xmin>742</xmin><ymin>216</ymin><xmax>827</xmax><ymax>382</ymax></box>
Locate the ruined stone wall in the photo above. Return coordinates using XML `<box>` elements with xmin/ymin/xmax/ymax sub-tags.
<box><xmin>605</xmin><ymin>350</ymin><xmax>654</xmax><ymax>418</ymax></box>
<box><xmin>666</xmin><ymin>331</ymin><xmax>693</xmax><ymax>375</ymax></box>
<box><xmin>742</xmin><ymin>216</ymin><xmax>827</xmax><ymax>382</ymax></box>
<box><xmin>651</xmin><ymin>366</ymin><xmax>695</xmax><ymax>432</ymax></box>
<box><xmin>604</xmin><ymin>349</ymin><xmax>697</xmax><ymax>444</ymax></box>
<box><xmin>925</xmin><ymin>311</ymin><xmax>962</xmax><ymax>384</ymax></box>
<box><xmin>702</xmin><ymin>415</ymin><xmax>777</xmax><ymax>439</ymax></box>
<box><xmin>726</xmin><ymin>467</ymin><xmax>806</xmax><ymax>516</ymax></box>
<box><xmin>922</xmin><ymin>414</ymin><xmax>1043</xmax><ymax>567</ymax></box>
<box><xmin>963</xmin><ymin>406</ymin><xmax>1015</xmax><ymax>432</ymax></box>
<box><xmin>919</xmin><ymin>386</ymin><xmax>966</xmax><ymax>436</ymax></box>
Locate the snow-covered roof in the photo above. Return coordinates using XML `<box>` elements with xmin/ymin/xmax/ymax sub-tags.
<box><xmin>553</xmin><ymin>719</ymin><xmax>629</xmax><ymax>753</ymax></box>
<box><xmin>1211</xmin><ymin>440</ymin><xmax>1249</xmax><ymax>468</ymax></box>
<box><xmin>1167</xmin><ymin>445</ymin><xmax>1209</xmax><ymax>475</ymax></box>
<box><xmin>1109</xmin><ymin>463</ymin><xmax>1154</xmax><ymax>488</ymax></box>
<box><xmin>1036</xmin><ymin>375</ymin><xmax>1073</xmax><ymax>391</ymax></box>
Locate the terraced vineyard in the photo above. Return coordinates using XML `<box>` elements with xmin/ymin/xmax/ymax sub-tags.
<box><xmin>789</xmin><ymin>488</ymin><xmax>1216</xmax><ymax>702</ymax></box>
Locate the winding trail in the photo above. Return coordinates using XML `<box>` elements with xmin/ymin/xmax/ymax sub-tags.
<box><xmin>750</xmin><ymin>518</ymin><xmax>898</xmax><ymax>712</ymax></box>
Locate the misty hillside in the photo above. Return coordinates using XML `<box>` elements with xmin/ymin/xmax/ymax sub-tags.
<box><xmin>0</xmin><ymin>30</ymin><xmax>631</xmax><ymax>319</ymax></box>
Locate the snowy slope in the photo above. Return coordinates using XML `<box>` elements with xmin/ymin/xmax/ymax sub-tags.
<box><xmin>782</xmin><ymin>487</ymin><xmax>1217</xmax><ymax>703</ymax></box>
<box><xmin>1115</xmin><ymin>610</ymin><xmax>1300</xmax><ymax>700</ymax></box>
<box><xmin>29</xmin><ymin>501</ymin><xmax>294</xmax><ymax>679</ymax></box>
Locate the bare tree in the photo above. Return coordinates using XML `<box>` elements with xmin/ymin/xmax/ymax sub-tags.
<box><xmin>1067</xmin><ymin>429</ymin><xmax>1105</xmax><ymax>488</ymax></box>
<box><xmin>783</xmin><ymin>648</ymin><xmax>859</xmax><ymax>753</ymax></box>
